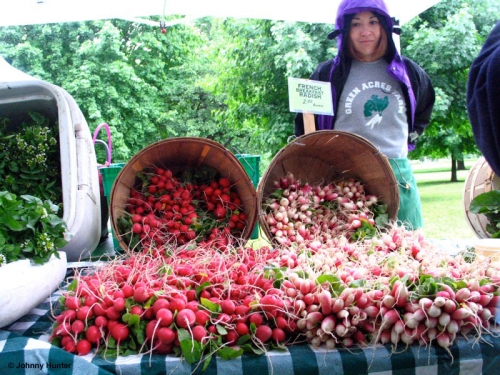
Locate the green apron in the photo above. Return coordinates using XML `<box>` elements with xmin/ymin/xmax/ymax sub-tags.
<box><xmin>388</xmin><ymin>158</ymin><xmax>423</xmax><ymax>230</ymax></box>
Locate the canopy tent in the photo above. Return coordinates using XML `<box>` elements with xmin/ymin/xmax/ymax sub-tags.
<box><xmin>1</xmin><ymin>0</ymin><xmax>441</xmax><ymax>28</ymax></box>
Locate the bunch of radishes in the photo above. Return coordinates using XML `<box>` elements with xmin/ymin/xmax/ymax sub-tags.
<box><xmin>263</xmin><ymin>172</ymin><xmax>386</xmax><ymax>249</ymax></box>
<box><xmin>50</xmin><ymin>245</ymin><xmax>301</xmax><ymax>360</ymax></box>
<box><xmin>116</xmin><ymin>166</ymin><xmax>248</xmax><ymax>251</ymax></box>
<box><xmin>262</xmin><ymin>224</ymin><xmax>500</xmax><ymax>352</ymax></box>
<box><xmin>283</xmin><ymin>274</ymin><xmax>499</xmax><ymax>352</ymax></box>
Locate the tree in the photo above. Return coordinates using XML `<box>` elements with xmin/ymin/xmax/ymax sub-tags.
<box><xmin>0</xmin><ymin>19</ymin><xmax>229</xmax><ymax>161</ymax></box>
<box><xmin>205</xmin><ymin>19</ymin><xmax>333</xmax><ymax>160</ymax></box>
<box><xmin>2</xmin><ymin>1</ymin><xmax>499</xmax><ymax>171</ymax></box>
<box><xmin>402</xmin><ymin>0</ymin><xmax>500</xmax><ymax>181</ymax></box>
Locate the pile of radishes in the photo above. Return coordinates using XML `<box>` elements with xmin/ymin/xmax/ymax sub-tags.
<box><xmin>50</xmin><ymin>245</ymin><xmax>299</xmax><ymax>360</ymax></box>
<box><xmin>51</xmin><ymin>223</ymin><xmax>500</xmax><ymax>362</ymax></box>
<box><xmin>262</xmin><ymin>172</ymin><xmax>387</xmax><ymax>250</ymax></box>
<box><xmin>116</xmin><ymin>166</ymin><xmax>248</xmax><ymax>251</ymax></box>
<box><xmin>51</xmin><ymin>169</ymin><xmax>500</xmax><ymax>365</ymax></box>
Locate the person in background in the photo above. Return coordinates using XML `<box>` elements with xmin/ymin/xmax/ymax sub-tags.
<box><xmin>294</xmin><ymin>0</ymin><xmax>435</xmax><ymax>230</ymax></box>
<box><xmin>467</xmin><ymin>20</ymin><xmax>500</xmax><ymax>177</ymax></box>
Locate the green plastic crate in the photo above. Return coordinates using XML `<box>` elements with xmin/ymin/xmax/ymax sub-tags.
<box><xmin>236</xmin><ymin>154</ymin><xmax>260</xmax><ymax>239</ymax></box>
<box><xmin>100</xmin><ymin>163</ymin><xmax>126</xmax><ymax>197</ymax></box>
<box><xmin>99</xmin><ymin>163</ymin><xmax>125</xmax><ymax>249</ymax></box>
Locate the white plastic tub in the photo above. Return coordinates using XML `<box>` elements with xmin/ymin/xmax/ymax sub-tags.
<box><xmin>0</xmin><ymin>57</ymin><xmax>101</xmax><ymax>261</ymax></box>
<box><xmin>0</xmin><ymin>251</ymin><xmax>67</xmax><ymax>329</ymax></box>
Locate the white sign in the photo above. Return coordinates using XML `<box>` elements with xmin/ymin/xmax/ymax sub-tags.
<box><xmin>288</xmin><ymin>77</ymin><xmax>333</xmax><ymax>116</ymax></box>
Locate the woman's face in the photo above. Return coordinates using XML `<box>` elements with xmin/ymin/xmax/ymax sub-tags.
<box><xmin>349</xmin><ymin>11</ymin><xmax>383</xmax><ymax>62</ymax></box>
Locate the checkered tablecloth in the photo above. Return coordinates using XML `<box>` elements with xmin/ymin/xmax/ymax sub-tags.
<box><xmin>1</xmin><ymin>270</ymin><xmax>500</xmax><ymax>375</ymax></box>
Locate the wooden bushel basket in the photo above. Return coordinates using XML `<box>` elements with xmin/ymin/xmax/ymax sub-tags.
<box><xmin>257</xmin><ymin>130</ymin><xmax>400</xmax><ymax>243</ymax></box>
<box><xmin>110</xmin><ymin>137</ymin><xmax>258</xmax><ymax>251</ymax></box>
<box><xmin>463</xmin><ymin>157</ymin><xmax>500</xmax><ymax>238</ymax></box>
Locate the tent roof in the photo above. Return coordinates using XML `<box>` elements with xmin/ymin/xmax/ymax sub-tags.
<box><xmin>1</xmin><ymin>0</ymin><xmax>441</xmax><ymax>28</ymax></box>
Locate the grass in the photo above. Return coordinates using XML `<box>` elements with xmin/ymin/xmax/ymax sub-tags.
<box><xmin>412</xmin><ymin>159</ymin><xmax>478</xmax><ymax>240</ymax></box>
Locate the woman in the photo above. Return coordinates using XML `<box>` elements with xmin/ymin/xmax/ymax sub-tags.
<box><xmin>294</xmin><ymin>0</ymin><xmax>435</xmax><ymax>229</ymax></box>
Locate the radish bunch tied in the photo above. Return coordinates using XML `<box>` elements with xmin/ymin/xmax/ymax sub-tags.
<box><xmin>50</xmin><ymin>244</ymin><xmax>301</xmax><ymax>362</ymax></box>
<box><xmin>263</xmin><ymin>172</ymin><xmax>388</xmax><ymax>249</ymax></box>
<box><xmin>265</xmin><ymin>224</ymin><xmax>500</xmax><ymax>353</ymax></box>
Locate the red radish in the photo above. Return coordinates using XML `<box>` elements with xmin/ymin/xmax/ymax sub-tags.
<box><xmin>236</xmin><ymin>322</ymin><xmax>250</xmax><ymax>336</ymax></box>
<box><xmin>176</xmin><ymin>309</ymin><xmax>196</xmax><ymax>329</ymax></box>
<box><xmin>85</xmin><ymin>325</ymin><xmax>102</xmax><ymax>344</ymax></box>
<box><xmin>63</xmin><ymin>340</ymin><xmax>77</xmax><ymax>353</ymax></box>
<box><xmin>249</xmin><ymin>313</ymin><xmax>263</xmax><ymax>327</ymax></box>
<box><xmin>191</xmin><ymin>325</ymin><xmax>208</xmax><ymax>342</ymax></box>
<box><xmin>106</xmin><ymin>306</ymin><xmax>121</xmax><ymax>321</ymax></box>
<box><xmin>111</xmin><ymin>323</ymin><xmax>130</xmax><ymax>344</ymax></box>
<box><xmin>65</xmin><ymin>296</ymin><xmax>81</xmax><ymax>310</ymax></box>
<box><xmin>113</xmin><ymin>297</ymin><xmax>126</xmax><ymax>312</ymax></box>
<box><xmin>320</xmin><ymin>316</ymin><xmax>336</xmax><ymax>334</ymax></box>
<box><xmin>76</xmin><ymin>306</ymin><xmax>93</xmax><ymax>322</ymax></box>
<box><xmin>157</xmin><ymin>327</ymin><xmax>176</xmax><ymax>344</ymax></box>
<box><xmin>234</xmin><ymin>305</ymin><xmax>250</xmax><ymax>317</ymax></box>
<box><xmin>71</xmin><ymin>320</ymin><xmax>85</xmax><ymax>335</ymax></box>
<box><xmin>54</xmin><ymin>322</ymin><xmax>72</xmax><ymax>336</ymax></box>
<box><xmin>271</xmin><ymin>328</ymin><xmax>286</xmax><ymax>343</ymax></box>
<box><xmin>156</xmin><ymin>308</ymin><xmax>174</xmax><ymax>327</ymax></box>
<box><xmin>153</xmin><ymin>298</ymin><xmax>171</xmax><ymax>314</ymax></box>
<box><xmin>146</xmin><ymin>320</ymin><xmax>160</xmax><ymax>342</ymax></box>
<box><xmin>60</xmin><ymin>336</ymin><xmax>74</xmax><ymax>348</ymax></box>
<box><xmin>195</xmin><ymin>310</ymin><xmax>211</xmax><ymax>326</ymax></box>
<box><xmin>132</xmin><ymin>223</ymin><xmax>142</xmax><ymax>234</ymax></box>
<box><xmin>225</xmin><ymin>330</ymin><xmax>239</xmax><ymax>345</ymax></box>
<box><xmin>220</xmin><ymin>299</ymin><xmax>236</xmax><ymax>315</ymax></box>
<box><xmin>76</xmin><ymin>339</ymin><xmax>92</xmax><ymax>356</ymax></box>
<box><xmin>255</xmin><ymin>325</ymin><xmax>273</xmax><ymax>343</ymax></box>
<box><xmin>94</xmin><ymin>316</ymin><xmax>108</xmax><ymax>328</ymax></box>
<box><xmin>170</xmin><ymin>297</ymin><xmax>187</xmax><ymax>312</ymax></box>
<box><xmin>318</xmin><ymin>290</ymin><xmax>332</xmax><ymax>315</ymax></box>
<box><xmin>130</xmin><ymin>305</ymin><xmax>144</xmax><ymax>317</ymax></box>
<box><xmin>122</xmin><ymin>285</ymin><xmax>134</xmax><ymax>298</ymax></box>
<box><xmin>133</xmin><ymin>286</ymin><xmax>149</xmax><ymax>304</ymax></box>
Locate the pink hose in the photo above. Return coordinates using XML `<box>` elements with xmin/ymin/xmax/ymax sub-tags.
<box><xmin>93</xmin><ymin>123</ymin><xmax>112</xmax><ymax>167</ymax></box>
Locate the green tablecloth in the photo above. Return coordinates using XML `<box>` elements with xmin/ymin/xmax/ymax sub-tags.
<box><xmin>1</xmin><ymin>271</ymin><xmax>500</xmax><ymax>375</ymax></box>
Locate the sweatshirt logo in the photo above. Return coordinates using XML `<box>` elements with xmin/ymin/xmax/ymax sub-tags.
<box><xmin>364</xmin><ymin>95</ymin><xmax>389</xmax><ymax>129</ymax></box>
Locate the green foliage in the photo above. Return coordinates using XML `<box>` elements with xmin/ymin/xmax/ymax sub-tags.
<box><xmin>0</xmin><ymin>191</ymin><xmax>68</xmax><ymax>265</ymax></box>
<box><xmin>206</xmin><ymin>19</ymin><xmax>333</xmax><ymax>156</ymax></box>
<box><xmin>0</xmin><ymin>19</ymin><xmax>228</xmax><ymax>162</ymax></box>
<box><xmin>469</xmin><ymin>190</ymin><xmax>500</xmax><ymax>238</ymax></box>
<box><xmin>404</xmin><ymin>0</ymin><xmax>500</xmax><ymax>164</ymax></box>
<box><xmin>1</xmin><ymin>0</ymin><xmax>499</xmax><ymax>166</ymax></box>
<box><xmin>0</xmin><ymin>112</ymin><xmax>62</xmax><ymax>204</ymax></box>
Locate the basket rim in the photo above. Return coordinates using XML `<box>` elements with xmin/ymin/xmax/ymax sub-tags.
<box><xmin>257</xmin><ymin>130</ymin><xmax>400</xmax><ymax>243</ymax></box>
<box><xmin>109</xmin><ymin>137</ymin><xmax>259</xmax><ymax>252</ymax></box>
